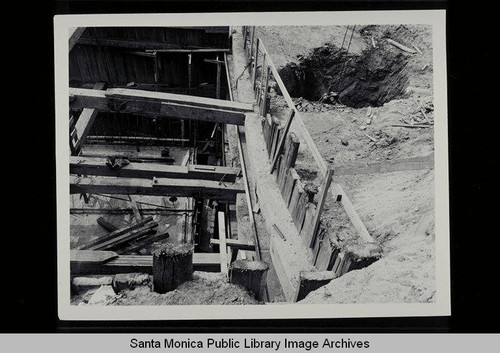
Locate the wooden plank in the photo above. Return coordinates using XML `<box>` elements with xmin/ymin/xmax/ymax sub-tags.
<box><xmin>78</xmin><ymin>216</ymin><xmax>155</xmax><ymax>250</ymax></box>
<box><xmin>70</xmin><ymin>176</ymin><xmax>245</xmax><ymax>202</ymax></box>
<box><xmin>263</xmin><ymin>116</ymin><xmax>272</xmax><ymax>154</ymax></box>
<box><xmin>258</xmin><ymin>40</ymin><xmax>326</xmax><ymax>172</ymax></box>
<box><xmin>71</xmin><ymin>252</ymin><xmax>221</xmax><ymax>274</ymax></box>
<box><xmin>252</xmin><ymin>38</ymin><xmax>260</xmax><ymax>89</ymax></box>
<box><xmin>290</xmin><ymin>182</ymin><xmax>306</xmax><ymax>224</ymax></box>
<box><xmin>69</xmin><ymin>88</ymin><xmax>252</xmax><ymax>125</ymax></box>
<box><xmin>336</xmin><ymin>252</ymin><xmax>353</xmax><ymax>276</ymax></box>
<box><xmin>217</xmin><ymin>211</ymin><xmax>229</xmax><ymax>276</ymax></box>
<box><xmin>91</xmin><ymin>223</ymin><xmax>158</xmax><ymax>251</ymax></box>
<box><xmin>311</xmin><ymin>230</ymin><xmax>325</xmax><ymax>266</ymax></box>
<box><xmin>249</xmin><ymin>26</ymin><xmax>255</xmax><ymax>68</ymax></box>
<box><xmin>288</xmin><ymin>179</ymin><xmax>304</xmax><ymax>216</ymax></box>
<box><xmin>160</xmin><ymin>101</ymin><xmax>246</xmax><ymax>125</ymax></box>
<box><xmin>309</xmin><ymin>168</ymin><xmax>334</xmax><ymax>248</ymax></box>
<box><xmin>118</xmin><ymin>231</ymin><xmax>170</xmax><ymax>254</ymax></box>
<box><xmin>270</xmin><ymin>109</ymin><xmax>295</xmax><ymax>173</ymax></box>
<box><xmin>331</xmin><ymin>183</ymin><xmax>375</xmax><ymax>244</ymax></box>
<box><xmin>333</xmin><ymin>155</ymin><xmax>435</xmax><ymax>176</ymax></box>
<box><xmin>386</xmin><ymin>38</ymin><xmax>417</xmax><ymax>54</ymax></box>
<box><xmin>105</xmin><ymin>88</ymin><xmax>252</xmax><ymax>112</ymax></box>
<box><xmin>300</xmin><ymin>203</ymin><xmax>317</xmax><ymax>246</ymax></box>
<box><xmin>332</xmin><ymin>252</ymin><xmax>344</xmax><ymax>274</ymax></box>
<box><xmin>294</xmin><ymin>191</ymin><xmax>309</xmax><ymax>232</ymax></box>
<box><xmin>261</xmin><ymin>66</ymin><xmax>271</xmax><ymax>116</ymax></box>
<box><xmin>216</xmin><ymin>58</ymin><xmax>222</xmax><ymax>99</ymax></box>
<box><xmin>69</xmin><ymin>27</ymin><xmax>86</xmax><ymax>52</ymax></box>
<box><xmin>326</xmin><ymin>247</ymin><xmax>341</xmax><ymax>271</ymax></box>
<box><xmin>270</xmin><ymin>125</ymin><xmax>282</xmax><ymax>162</ymax></box>
<box><xmin>314</xmin><ymin>239</ymin><xmax>333</xmax><ymax>270</ymax></box>
<box><xmin>211</xmin><ymin>238</ymin><xmax>255</xmax><ymax>251</ymax></box>
<box><xmin>235</xmin><ymin>125</ymin><xmax>261</xmax><ymax>260</ymax></box>
<box><xmin>274</xmin><ymin>154</ymin><xmax>283</xmax><ymax>185</ymax></box>
<box><xmin>70</xmin><ymin>156</ymin><xmax>240</xmax><ymax>182</ymax></box>
<box><xmin>76</xmin><ymin>36</ymin><xmax>230</xmax><ymax>52</ymax></box>
<box><xmin>70</xmin><ymin>250</ymin><xmax>118</xmax><ymax>264</ymax></box>
<box><xmin>283</xmin><ymin>132</ymin><xmax>300</xmax><ymax>169</ymax></box>
<box><xmin>277</xmin><ymin>159</ymin><xmax>289</xmax><ymax>194</ymax></box>
<box><xmin>282</xmin><ymin>168</ymin><xmax>299</xmax><ymax>207</ymax></box>
<box><xmin>85</xmin><ymin>135</ymin><xmax>188</xmax><ymax>144</ymax></box>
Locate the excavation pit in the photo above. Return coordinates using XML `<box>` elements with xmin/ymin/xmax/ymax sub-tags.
<box><xmin>278</xmin><ymin>39</ymin><xmax>411</xmax><ymax>108</ymax></box>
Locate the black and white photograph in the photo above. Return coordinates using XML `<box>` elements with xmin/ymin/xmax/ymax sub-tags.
<box><xmin>54</xmin><ymin>11</ymin><xmax>450</xmax><ymax>320</ymax></box>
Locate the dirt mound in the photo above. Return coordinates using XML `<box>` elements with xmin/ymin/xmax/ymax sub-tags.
<box><xmin>72</xmin><ymin>272</ymin><xmax>261</xmax><ymax>306</ymax></box>
<box><xmin>278</xmin><ymin>25</ymin><xmax>431</xmax><ymax>108</ymax></box>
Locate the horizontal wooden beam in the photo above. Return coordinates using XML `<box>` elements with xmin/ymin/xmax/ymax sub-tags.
<box><xmin>86</xmin><ymin>135</ymin><xmax>189</xmax><ymax>144</ymax></box>
<box><xmin>76</xmin><ymin>36</ymin><xmax>230</xmax><ymax>52</ymax></box>
<box><xmin>333</xmin><ymin>155</ymin><xmax>434</xmax><ymax>176</ymax></box>
<box><xmin>70</xmin><ymin>176</ymin><xmax>245</xmax><ymax>201</ymax></box>
<box><xmin>210</xmin><ymin>238</ymin><xmax>255</xmax><ymax>251</ymax></box>
<box><xmin>147</xmin><ymin>48</ymin><xmax>231</xmax><ymax>53</ymax></box>
<box><xmin>69</xmin><ymin>87</ymin><xmax>253</xmax><ymax>125</ymax></box>
<box><xmin>70</xmin><ymin>156</ymin><xmax>240</xmax><ymax>182</ymax></box>
<box><xmin>204</xmin><ymin>58</ymin><xmax>225</xmax><ymax>65</ymax></box>
<box><xmin>71</xmin><ymin>251</ymin><xmax>221</xmax><ymax>274</ymax></box>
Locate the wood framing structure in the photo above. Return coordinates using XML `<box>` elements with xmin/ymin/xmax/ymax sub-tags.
<box><xmin>68</xmin><ymin>26</ymin><xmax>264</xmax><ymax>299</ymax></box>
<box><xmin>241</xmin><ymin>26</ymin><xmax>382</xmax><ymax>301</ymax></box>
<box><xmin>70</xmin><ymin>176</ymin><xmax>245</xmax><ymax>202</ymax></box>
<box><xmin>69</xmin><ymin>87</ymin><xmax>253</xmax><ymax>125</ymax></box>
<box><xmin>70</xmin><ymin>156</ymin><xmax>241</xmax><ymax>182</ymax></box>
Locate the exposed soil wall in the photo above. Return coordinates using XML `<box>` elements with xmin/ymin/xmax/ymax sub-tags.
<box><xmin>277</xmin><ymin>25</ymin><xmax>432</xmax><ymax>108</ymax></box>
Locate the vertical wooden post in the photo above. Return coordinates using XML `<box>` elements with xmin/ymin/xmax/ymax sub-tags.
<box><xmin>180</xmin><ymin>120</ymin><xmax>185</xmax><ymax>148</ymax></box>
<box><xmin>152</xmin><ymin>243</ymin><xmax>194</xmax><ymax>294</ymax></box>
<box><xmin>249</xmin><ymin>27</ymin><xmax>255</xmax><ymax>69</ymax></box>
<box><xmin>198</xmin><ymin>200</ymin><xmax>215</xmax><ymax>253</ymax></box>
<box><xmin>252</xmin><ymin>38</ymin><xmax>260</xmax><ymax>90</ymax></box>
<box><xmin>153</xmin><ymin>52</ymin><xmax>160</xmax><ymax>91</ymax></box>
<box><xmin>217</xmin><ymin>211</ymin><xmax>229</xmax><ymax>275</ymax></box>
<box><xmin>187</xmin><ymin>53</ymin><xmax>192</xmax><ymax>95</ymax></box>
<box><xmin>256</xmin><ymin>53</ymin><xmax>266</xmax><ymax>100</ymax></box>
<box><xmin>229</xmin><ymin>259</ymin><xmax>269</xmax><ymax>301</ymax></box>
<box><xmin>261</xmin><ymin>66</ymin><xmax>271</xmax><ymax>116</ymax></box>
<box><xmin>216</xmin><ymin>55</ymin><xmax>221</xmax><ymax>100</ymax></box>
<box><xmin>243</xmin><ymin>26</ymin><xmax>248</xmax><ymax>49</ymax></box>
<box><xmin>270</xmin><ymin>109</ymin><xmax>295</xmax><ymax>173</ymax></box>
<box><xmin>309</xmin><ymin>168</ymin><xmax>334</xmax><ymax>249</ymax></box>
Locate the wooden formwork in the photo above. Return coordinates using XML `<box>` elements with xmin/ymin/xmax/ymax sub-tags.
<box><xmin>241</xmin><ymin>26</ymin><xmax>381</xmax><ymax>296</ymax></box>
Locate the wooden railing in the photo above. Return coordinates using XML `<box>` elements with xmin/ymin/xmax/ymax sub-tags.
<box><xmin>242</xmin><ymin>26</ymin><xmax>379</xmax><ymax>277</ymax></box>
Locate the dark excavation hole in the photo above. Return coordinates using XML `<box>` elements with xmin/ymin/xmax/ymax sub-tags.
<box><xmin>278</xmin><ymin>42</ymin><xmax>410</xmax><ymax>108</ymax></box>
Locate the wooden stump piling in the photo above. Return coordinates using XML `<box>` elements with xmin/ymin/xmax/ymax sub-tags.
<box><xmin>229</xmin><ymin>260</ymin><xmax>269</xmax><ymax>301</ymax></box>
<box><xmin>151</xmin><ymin>243</ymin><xmax>194</xmax><ymax>294</ymax></box>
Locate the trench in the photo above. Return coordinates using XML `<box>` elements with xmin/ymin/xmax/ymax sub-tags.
<box><xmin>278</xmin><ymin>42</ymin><xmax>410</xmax><ymax>108</ymax></box>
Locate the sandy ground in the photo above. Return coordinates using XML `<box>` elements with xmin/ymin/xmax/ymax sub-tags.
<box><xmin>72</xmin><ymin>272</ymin><xmax>261</xmax><ymax>306</ymax></box>
<box><xmin>251</xmin><ymin>25</ymin><xmax>437</xmax><ymax>303</ymax></box>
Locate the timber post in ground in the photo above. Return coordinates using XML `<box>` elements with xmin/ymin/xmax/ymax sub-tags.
<box><xmin>229</xmin><ymin>259</ymin><xmax>269</xmax><ymax>301</ymax></box>
<box><xmin>151</xmin><ymin>243</ymin><xmax>194</xmax><ymax>294</ymax></box>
